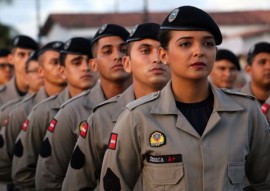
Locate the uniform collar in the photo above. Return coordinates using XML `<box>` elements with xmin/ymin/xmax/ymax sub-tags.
<box><xmin>84</xmin><ymin>82</ymin><xmax>107</xmax><ymax>109</ymax></box>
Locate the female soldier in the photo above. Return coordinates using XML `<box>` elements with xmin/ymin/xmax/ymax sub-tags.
<box><xmin>100</xmin><ymin>6</ymin><xmax>270</xmax><ymax>191</ymax></box>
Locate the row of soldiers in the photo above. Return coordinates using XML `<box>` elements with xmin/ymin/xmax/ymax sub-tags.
<box><xmin>0</xmin><ymin>5</ymin><xmax>270</xmax><ymax>191</ymax></box>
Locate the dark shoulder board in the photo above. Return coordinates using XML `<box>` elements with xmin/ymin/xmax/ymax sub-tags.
<box><xmin>221</xmin><ymin>88</ymin><xmax>255</xmax><ymax>100</ymax></box>
<box><xmin>126</xmin><ymin>91</ymin><xmax>160</xmax><ymax>110</ymax></box>
<box><xmin>60</xmin><ymin>89</ymin><xmax>90</xmax><ymax>108</ymax></box>
<box><xmin>93</xmin><ymin>94</ymin><xmax>119</xmax><ymax>112</ymax></box>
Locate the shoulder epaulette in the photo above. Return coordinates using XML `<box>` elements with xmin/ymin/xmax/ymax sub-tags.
<box><xmin>221</xmin><ymin>88</ymin><xmax>255</xmax><ymax>100</ymax></box>
<box><xmin>60</xmin><ymin>89</ymin><xmax>90</xmax><ymax>108</ymax></box>
<box><xmin>21</xmin><ymin>93</ymin><xmax>36</xmax><ymax>103</ymax></box>
<box><xmin>32</xmin><ymin>94</ymin><xmax>58</xmax><ymax>111</ymax></box>
<box><xmin>126</xmin><ymin>91</ymin><xmax>160</xmax><ymax>110</ymax></box>
<box><xmin>93</xmin><ymin>94</ymin><xmax>120</xmax><ymax>112</ymax></box>
<box><xmin>0</xmin><ymin>98</ymin><xmax>23</xmax><ymax>111</ymax></box>
<box><xmin>0</xmin><ymin>85</ymin><xmax>7</xmax><ymax>92</ymax></box>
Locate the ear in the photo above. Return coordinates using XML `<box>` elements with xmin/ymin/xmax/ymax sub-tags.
<box><xmin>245</xmin><ymin>64</ymin><xmax>252</xmax><ymax>75</ymax></box>
<box><xmin>89</xmin><ymin>58</ymin><xmax>98</xmax><ymax>72</ymax></box>
<box><xmin>38</xmin><ymin>66</ymin><xmax>44</xmax><ymax>78</ymax></box>
<box><xmin>122</xmin><ymin>56</ymin><xmax>132</xmax><ymax>73</ymax></box>
<box><xmin>159</xmin><ymin>47</ymin><xmax>168</xmax><ymax>65</ymax></box>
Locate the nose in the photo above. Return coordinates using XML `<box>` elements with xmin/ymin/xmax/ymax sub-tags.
<box><xmin>193</xmin><ymin>43</ymin><xmax>204</xmax><ymax>58</ymax></box>
<box><xmin>152</xmin><ymin>49</ymin><xmax>160</xmax><ymax>64</ymax></box>
<box><xmin>82</xmin><ymin>59</ymin><xmax>90</xmax><ymax>71</ymax></box>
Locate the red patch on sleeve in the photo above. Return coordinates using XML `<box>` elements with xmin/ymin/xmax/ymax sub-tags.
<box><xmin>48</xmin><ymin>118</ymin><xmax>57</xmax><ymax>133</ymax></box>
<box><xmin>79</xmin><ymin>121</ymin><xmax>88</xmax><ymax>138</ymax></box>
<box><xmin>108</xmin><ymin>133</ymin><xmax>118</xmax><ymax>150</ymax></box>
<box><xmin>21</xmin><ymin>119</ymin><xmax>29</xmax><ymax>131</ymax></box>
<box><xmin>261</xmin><ymin>103</ymin><xmax>269</xmax><ymax>114</ymax></box>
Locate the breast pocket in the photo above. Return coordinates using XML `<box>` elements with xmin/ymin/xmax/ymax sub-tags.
<box><xmin>227</xmin><ymin>162</ymin><xmax>245</xmax><ymax>191</ymax></box>
<box><xmin>143</xmin><ymin>163</ymin><xmax>185</xmax><ymax>191</ymax></box>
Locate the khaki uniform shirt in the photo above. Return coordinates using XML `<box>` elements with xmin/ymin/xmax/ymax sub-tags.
<box><xmin>36</xmin><ymin>83</ymin><xmax>106</xmax><ymax>191</ymax></box>
<box><xmin>240</xmin><ymin>83</ymin><xmax>270</xmax><ymax>123</ymax></box>
<box><xmin>100</xmin><ymin>81</ymin><xmax>270</xmax><ymax>191</ymax></box>
<box><xmin>11</xmin><ymin>88</ymin><xmax>70</xmax><ymax>190</ymax></box>
<box><xmin>62</xmin><ymin>86</ymin><xmax>136</xmax><ymax>191</ymax></box>
<box><xmin>0</xmin><ymin>78</ymin><xmax>26</xmax><ymax>106</ymax></box>
<box><xmin>0</xmin><ymin>87</ymin><xmax>47</xmax><ymax>184</ymax></box>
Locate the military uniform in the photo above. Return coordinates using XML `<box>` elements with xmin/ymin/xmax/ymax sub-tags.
<box><xmin>62</xmin><ymin>86</ymin><xmax>135</xmax><ymax>190</ymax></box>
<box><xmin>11</xmin><ymin>88</ymin><xmax>70</xmax><ymax>190</ymax></box>
<box><xmin>240</xmin><ymin>83</ymin><xmax>270</xmax><ymax>123</ymax></box>
<box><xmin>0</xmin><ymin>78</ymin><xmax>26</xmax><ymax>106</ymax></box>
<box><xmin>0</xmin><ymin>87</ymin><xmax>47</xmax><ymax>184</ymax></box>
<box><xmin>36</xmin><ymin>83</ymin><xmax>106</xmax><ymax>191</ymax></box>
<box><xmin>100</xmin><ymin>81</ymin><xmax>270</xmax><ymax>190</ymax></box>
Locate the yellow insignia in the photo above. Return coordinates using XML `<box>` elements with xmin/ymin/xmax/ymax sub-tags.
<box><xmin>149</xmin><ymin>131</ymin><xmax>166</xmax><ymax>147</ymax></box>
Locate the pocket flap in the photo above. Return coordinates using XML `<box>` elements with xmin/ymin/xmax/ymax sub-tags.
<box><xmin>228</xmin><ymin>162</ymin><xmax>245</xmax><ymax>184</ymax></box>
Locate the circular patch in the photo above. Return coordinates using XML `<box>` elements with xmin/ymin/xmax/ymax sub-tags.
<box><xmin>13</xmin><ymin>37</ymin><xmax>19</xmax><ymax>46</ymax></box>
<box><xmin>70</xmin><ymin>146</ymin><xmax>85</xmax><ymax>169</ymax></box>
<box><xmin>40</xmin><ymin>137</ymin><xmax>51</xmax><ymax>158</ymax></box>
<box><xmin>149</xmin><ymin>131</ymin><xmax>166</xmax><ymax>147</ymax></box>
<box><xmin>130</xmin><ymin>24</ymin><xmax>139</xmax><ymax>37</ymax></box>
<box><xmin>13</xmin><ymin>139</ymin><xmax>23</xmax><ymax>157</ymax></box>
<box><xmin>52</xmin><ymin>42</ymin><xmax>62</xmax><ymax>48</ymax></box>
<box><xmin>64</xmin><ymin>40</ymin><xmax>72</xmax><ymax>50</ymax></box>
<box><xmin>98</xmin><ymin>24</ymin><xmax>107</xmax><ymax>34</ymax></box>
<box><xmin>168</xmin><ymin>8</ymin><xmax>179</xmax><ymax>23</ymax></box>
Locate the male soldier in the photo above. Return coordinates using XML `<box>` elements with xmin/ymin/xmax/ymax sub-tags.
<box><xmin>209</xmin><ymin>49</ymin><xmax>241</xmax><ymax>89</ymax></box>
<box><xmin>0</xmin><ymin>50</ymin><xmax>43</xmax><ymax>190</ymax></box>
<box><xmin>35</xmin><ymin>24</ymin><xmax>132</xmax><ymax>191</ymax></box>
<box><xmin>0</xmin><ymin>49</ymin><xmax>13</xmax><ymax>85</ymax></box>
<box><xmin>62</xmin><ymin>23</ymin><xmax>170</xmax><ymax>191</ymax></box>
<box><xmin>0</xmin><ymin>35</ymin><xmax>38</xmax><ymax>106</ymax></box>
<box><xmin>240</xmin><ymin>42</ymin><xmax>270</xmax><ymax>123</ymax></box>
<box><xmin>11</xmin><ymin>37</ymin><xmax>99</xmax><ymax>191</ymax></box>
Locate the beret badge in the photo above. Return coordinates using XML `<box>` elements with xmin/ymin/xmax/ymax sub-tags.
<box><xmin>168</xmin><ymin>8</ymin><xmax>179</xmax><ymax>23</ymax></box>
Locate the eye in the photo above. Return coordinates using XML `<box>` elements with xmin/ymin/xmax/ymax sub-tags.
<box><xmin>140</xmin><ymin>48</ymin><xmax>150</xmax><ymax>54</ymax></box>
<box><xmin>179</xmin><ymin>41</ymin><xmax>191</xmax><ymax>47</ymax></box>
<box><xmin>204</xmin><ymin>41</ymin><xmax>215</xmax><ymax>47</ymax></box>
<box><xmin>120</xmin><ymin>46</ymin><xmax>127</xmax><ymax>54</ymax></box>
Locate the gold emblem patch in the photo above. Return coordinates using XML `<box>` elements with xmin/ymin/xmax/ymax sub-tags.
<box><xmin>149</xmin><ymin>131</ymin><xmax>166</xmax><ymax>147</ymax></box>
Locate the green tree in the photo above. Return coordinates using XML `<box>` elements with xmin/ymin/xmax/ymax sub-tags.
<box><xmin>0</xmin><ymin>22</ymin><xmax>15</xmax><ymax>48</ymax></box>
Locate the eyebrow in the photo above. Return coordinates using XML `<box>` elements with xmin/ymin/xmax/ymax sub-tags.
<box><xmin>176</xmin><ymin>35</ymin><xmax>215</xmax><ymax>42</ymax></box>
<box><xmin>70</xmin><ymin>55</ymin><xmax>84</xmax><ymax>62</ymax></box>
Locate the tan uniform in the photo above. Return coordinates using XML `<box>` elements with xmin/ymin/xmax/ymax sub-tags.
<box><xmin>240</xmin><ymin>83</ymin><xmax>270</xmax><ymax>123</ymax></box>
<box><xmin>62</xmin><ymin>86</ymin><xmax>136</xmax><ymax>190</ymax></box>
<box><xmin>0</xmin><ymin>87</ymin><xmax>47</xmax><ymax>185</ymax></box>
<box><xmin>11</xmin><ymin>88</ymin><xmax>70</xmax><ymax>190</ymax></box>
<box><xmin>0</xmin><ymin>78</ymin><xmax>26</xmax><ymax>106</ymax></box>
<box><xmin>100</xmin><ymin>81</ymin><xmax>270</xmax><ymax>191</ymax></box>
<box><xmin>36</xmin><ymin>83</ymin><xmax>106</xmax><ymax>191</ymax></box>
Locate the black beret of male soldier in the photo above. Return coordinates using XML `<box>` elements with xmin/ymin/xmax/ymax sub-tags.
<box><xmin>160</xmin><ymin>5</ymin><xmax>222</xmax><ymax>45</ymax></box>
<box><xmin>61</xmin><ymin>37</ymin><xmax>92</xmax><ymax>58</ymax></box>
<box><xmin>38</xmin><ymin>41</ymin><xmax>64</xmax><ymax>56</ymax></box>
<box><xmin>11</xmin><ymin>35</ymin><xmax>39</xmax><ymax>50</ymax></box>
<box><xmin>91</xmin><ymin>24</ymin><xmax>129</xmax><ymax>45</ymax></box>
<box><xmin>27</xmin><ymin>50</ymin><xmax>39</xmax><ymax>63</ymax></box>
<box><xmin>126</xmin><ymin>23</ymin><xmax>160</xmax><ymax>43</ymax></box>
<box><xmin>216</xmin><ymin>49</ymin><xmax>240</xmax><ymax>71</ymax></box>
<box><xmin>0</xmin><ymin>48</ymin><xmax>11</xmax><ymax>57</ymax></box>
<box><xmin>247</xmin><ymin>42</ymin><xmax>270</xmax><ymax>65</ymax></box>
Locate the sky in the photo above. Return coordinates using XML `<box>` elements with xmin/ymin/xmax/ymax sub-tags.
<box><xmin>0</xmin><ymin>0</ymin><xmax>270</xmax><ymax>41</ymax></box>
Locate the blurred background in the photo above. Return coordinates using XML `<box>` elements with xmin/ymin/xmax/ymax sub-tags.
<box><xmin>0</xmin><ymin>0</ymin><xmax>270</xmax><ymax>55</ymax></box>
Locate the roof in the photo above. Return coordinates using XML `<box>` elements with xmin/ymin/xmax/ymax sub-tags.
<box><xmin>40</xmin><ymin>9</ymin><xmax>270</xmax><ymax>36</ymax></box>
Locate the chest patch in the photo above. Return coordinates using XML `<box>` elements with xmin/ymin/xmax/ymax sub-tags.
<box><xmin>149</xmin><ymin>131</ymin><xmax>166</xmax><ymax>147</ymax></box>
<box><xmin>22</xmin><ymin>119</ymin><xmax>29</xmax><ymax>131</ymax></box>
<box><xmin>79</xmin><ymin>121</ymin><xmax>88</xmax><ymax>138</ymax></box>
<box><xmin>147</xmin><ymin>154</ymin><xmax>182</xmax><ymax>164</ymax></box>
<box><xmin>48</xmin><ymin>118</ymin><xmax>57</xmax><ymax>133</ymax></box>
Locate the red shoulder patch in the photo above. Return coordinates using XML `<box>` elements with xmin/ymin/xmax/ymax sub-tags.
<box><xmin>261</xmin><ymin>103</ymin><xmax>269</xmax><ymax>114</ymax></box>
<box><xmin>22</xmin><ymin>119</ymin><xmax>29</xmax><ymax>131</ymax></box>
<box><xmin>2</xmin><ymin>117</ymin><xmax>9</xmax><ymax>128</ymax></box>
<box><xmin>79</xmin><ymin>121</ymin><xmax>88</xmax><ymax>138</ymax></box>
<box><xmin>48</xmin><ymin>118</ymin><xmax>57</xmax><ymax>133</ymax></box>
<box><xmin>108</xmin><ymin>133</ymin><xmax>118</xmax><ymax>150</ymax></box>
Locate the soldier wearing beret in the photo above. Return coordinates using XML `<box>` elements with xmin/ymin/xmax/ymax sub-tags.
<box><xmin>0</xmin><ymin>49</ymin><xmax>13</xmax><ymax>86</ymax></box>
<box><xmin>0</xmin><ymin>35</ymin><xmax>38</xmax><ymax>106</ymax></box>
<box><xmin>10</xmin><ymin>37</ymin><xmax>99</xmax><ymax>191</ymax></box>
<box><xmin>209</xmin><ymin>49</ymin><xmax>241</xmax><ymax>89</ymax></box>
<box><xmin>240</xmin><ymin>42</ymin><xmax>270</xmax><ymax>124</ymax></box>
<box><xmin>62</xmin><ymin>23</ymin><xmax>170</xmax><ymax>191</ymax></box>
<box><xmin>100</xmin><ymin>6</ymin><xmax>270</xmax><ymax>190</ymax></box>
<box><xmin>35</xmin><ymin>24</ymin><xmax>132</xmax><ymax>191</ymax></box>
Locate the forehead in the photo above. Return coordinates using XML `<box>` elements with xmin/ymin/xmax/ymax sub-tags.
<box><xmin>14</xmin><ymin>47</ymin><xmax>33</xmax><ymax>54</ymax></box>
<box><xmin>97</xmin><ymin>36</ymin><xmax>125</xmax><ymax>48</ymax></box>
<box><xmin>253</xmin><ymin>52</ymin><xmax>270</xmax><ymax>61</ymax></box>
<box><xmin>170</xmin><ymin>30</ymin><xmax>215</xmax><ymax>40</ymax></box>
<box><xmin>214</xmin><ymin>60</ymin><xmax>236</xmax><ymax>68</ymax></box>
<box><xmin>132</xmin><ymin>38</ymin><xmax>160</xmax><ymax>48</ymax></box>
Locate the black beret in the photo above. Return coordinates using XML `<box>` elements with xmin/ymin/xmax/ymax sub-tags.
<box><xmin>247</xmin><ymin>42</ymin><xmax>270</xmax><ymax>65</ymax></box>
<box><xmin>126</xmin><ymin>23</ymin><xmax>160</xmax><ymax>43</ymax></box>
<box><xmin>91</xmin><ymin>24</ymin><xmax>129</xmax><ymax>45</ymax></box>
<box><xmin>160</xmin><ymin>6</ymin><xmax>222</xmax><ymax>45</ymax></box>
<box><xmin>0</xmin><ymin>48</ymin><xmax>11</xmax><ymax>57</ymax></box>
<box><xmin>61</xmin><ymin>37</ymin><xmax>92</xmax><ymax>58</ymax></box>
<box><xmin>216</xmin><ymin>49</ymin><xmax>240</xmax><ymax>71</ymax></box>
<box><xmin>11</xmin><ymin>35</ymin><xmax>39</xmax><ymax>50</ymax></box>
<box><xmin>38</xmin><ymin>41</ymin><xmax>64</xmax><ymax>56</ymax></box>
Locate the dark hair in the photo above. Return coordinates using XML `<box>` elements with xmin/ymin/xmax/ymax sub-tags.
<box><xmin>158</xmin><ymin>30</ymin><xmax>172</xmax><ymax>50</ymax></box>
<box><xmin>59</xmin><ymin>53</ymin><xmax>67</xmax><ymax>66</ymax></box>
<box><xmin>125</xmin><ymin>42</ymin><xmax>134</xmax><ymax>57</ymax></box>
